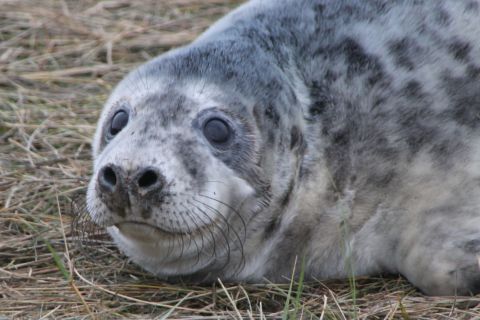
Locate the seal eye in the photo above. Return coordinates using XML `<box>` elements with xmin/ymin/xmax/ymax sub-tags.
<box><xmin>109</xmin><ymin>110</ymin><xmax>129</xmax><ymax>136</ymax></box>
<box><xmin>203</xmin><ymin>118</ymin><xmax>231</xmax><ymax>144</ymax></box>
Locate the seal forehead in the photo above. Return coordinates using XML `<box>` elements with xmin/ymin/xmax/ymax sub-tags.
<box><xmin>137</xmin><ymin>90</ymin><xmax>194</xmax><ymax>128</ymax></box>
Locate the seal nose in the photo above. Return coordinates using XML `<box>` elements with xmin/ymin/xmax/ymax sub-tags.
<box><xmin>135</xmin><ymin>167</ymin><xmax>164</xmax><ymax>194</ymax></box>
<box><xmin>98</xmin><ymin>165</ymin><xmax>120</xmax><ymax>193</ymax></box>
<box><xmin>97</xmin><ymin>164</ymin><xmax>165</xmax><ymax>205</ymax></box>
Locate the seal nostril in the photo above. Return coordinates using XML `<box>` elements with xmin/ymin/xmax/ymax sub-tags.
<box><xmin>138</xmin><ymin>169</ymin><xmax>158</xmax><ymax>188</ymax></box>
<box><xmin>103</xmin><ymin>167</ymin><xmax>117</xmax><ymax>187</ymax></box>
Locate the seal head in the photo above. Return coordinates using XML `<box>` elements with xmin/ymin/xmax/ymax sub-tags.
<box><xmin>86</xmin><ymin>39</ymin><xmax>306</xmax><ymax>279</ymax></box>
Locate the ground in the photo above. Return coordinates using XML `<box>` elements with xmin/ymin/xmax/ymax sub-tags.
<box><xmin>1</xmin><ymin>0</ymin><xmax>480</xmax><ymax>319</ymax></box>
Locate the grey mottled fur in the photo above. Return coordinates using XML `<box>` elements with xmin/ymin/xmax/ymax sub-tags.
<box><xmin>87</xmin><ymin>0</ymin><xmax>480</xmax><ymax>295</ymax></box>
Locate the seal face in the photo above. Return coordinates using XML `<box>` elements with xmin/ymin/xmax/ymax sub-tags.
<box><xmin>88</xmin><ymin>0</ymin><xmax>480</xmax><ymax>295</ymax></box>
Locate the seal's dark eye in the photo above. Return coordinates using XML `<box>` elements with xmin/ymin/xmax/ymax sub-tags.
<box><xmin>203</xmin><ymin>118</ymin><xmax>231</xmax><ymax>144</ymax></box>
<box><xmin>110</xmin><ymin>110</ymin><xmax>129</xmax><ymax>136</ymax></box>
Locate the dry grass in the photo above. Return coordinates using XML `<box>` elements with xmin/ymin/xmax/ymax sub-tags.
<box><xmin>1</xmin><ymin>0</ymin><xmax>480</xmax><ymax>318</ymax></box>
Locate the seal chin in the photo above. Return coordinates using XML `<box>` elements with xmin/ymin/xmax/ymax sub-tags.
<box><xmin>107</xmin><ymin>224</ymin><xmax>218</xmax><ymax>276</ymax></box>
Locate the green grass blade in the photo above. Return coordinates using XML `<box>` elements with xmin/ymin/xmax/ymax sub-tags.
<box><xmin>282</xmin><ymin>256</ymin><xmax>298</xmax><ymax>320</ymax></box>
<box><xmin>23</xmin><ymin>221</ymin><xmax>70</xmax><ymax>281</ymax></box>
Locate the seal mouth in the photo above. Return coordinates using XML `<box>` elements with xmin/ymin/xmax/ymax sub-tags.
<box><xmin>114</xmin><ymin>217</ymin><xmax>225</xmax><ymax>243</ymax></box>
<box><xmin>115</xmin><ymin>221</ymin><xmax>176</xmax><ymax>242</ymax></box>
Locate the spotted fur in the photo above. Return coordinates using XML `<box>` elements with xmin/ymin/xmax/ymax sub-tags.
<box><xmin>87</xmin><ymin>0</ymin><xmax>480</xmax><ymax>295</ymax></box>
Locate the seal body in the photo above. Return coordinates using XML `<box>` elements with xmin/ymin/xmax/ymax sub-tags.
<box><xmin>87</xmin><ymin>0</ymin><xmax>480</xmax><ymax>295</ymax></box>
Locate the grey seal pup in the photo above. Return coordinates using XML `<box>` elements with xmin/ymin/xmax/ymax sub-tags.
<box><xmin>87</xmin><ymin>0</ymin><xmax>480</xmax><ymax>295</ymax></box>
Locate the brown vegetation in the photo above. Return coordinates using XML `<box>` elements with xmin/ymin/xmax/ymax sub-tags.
<box><xmin>1</xmin><ymin>0</ymin><xmax>480</xmax><ymax>318</ymax></box>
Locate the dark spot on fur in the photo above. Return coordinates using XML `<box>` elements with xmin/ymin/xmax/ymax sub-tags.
<box><xmin>310</xmin><ymin>99</ymin><xmax>327</xmax><ymax>116</ymax></box>
<box><xmin>466</xmin><ymin>1</ymin><xmax>479</xmax><ymax>11</ymax></box>
<box><xmin>332</xmin><ymin>130</ymin><xmax>349</xmax><ymax>146</ymax></box>
<box><xmin>342</xmin><ymin>38</ymin><xmax>371</xmax><ymax>73</ymax></box>
<box><xmin>388</xmin><ymin>38</ymin><xmax>420</xmax><ymax>71</ymax></box>
<box><xmin>298</xmin><ymin>159</ymin><xmax>312</xmax><ymax>180</ymax></box>
<box><xmin>323</xmin><ymin>125</ymin><xmax>353</xmax><ymax>193</ymax></box>
<box><xmin>324</xmin><ymin>69</ymin><xmax>338</xmax><ymax>82</ymax></box>
<box><xmin>405</xmin><ymin>125</ymin><xmax>436</xmax><ymax>154</ymax></box>
<box><xmin>366</xmin><ymin>169</ymin><xmax>396</xmax><ymax>188</ymax></box>
<box><xmin>308</xmin><ymin>81</ymin><xmax>333</xmax><ymax>119</ymax></box>
<box><xmin>402</xmin><ymin>80</ymin><xmax>424</xmax><ymax>99</ymax></box>
<box><xmin>263</xmin><ymin>216</ymin><xmax>281</xmax><ymax>240</ymax></box>
<box><xmin>175</xmin><ymin>139</ymin><xmax>204</xmax><ymax>184</ymax></box>
<box><xmin>267</xmin><ymin>130</ymin><xmax>275</xmax><ymax>144</ymax></box>
<box><xmin>464</xmin><ymin>239</ymin><xmax>480</xmax><ymax>254</ymax></box>
<box><xmin>434</xmin><ymin>8</ymin><xmax>451</xmax><ymax>26</ymax></box>
<box><xmin>313</xmin><ymin>3</ymin><xmax>325</xmax><ymax>15</ymax></box>
<box><xmin>372</xmin><ymin>95</ymin><xmax>387</xmax><ymax>108</ymax></box>
<box><xmin>443</xmin><ymin>73</ymin><xmax>480</xmax><ymax>129</ymax></box>
<box><xmin>466</xmin><ymin>64</ymin><xmax>480</xmax><ymax>78</ymax></box>
<box><xmin>254</xmin><ymin>13</ymin><xmax>266</xmax><ymax>22</ymax></box>
<box><xmin>367</xmin><ymin>71</ymin><xmax>385</xmax><ymax>87</ymax></box>
<box><xmin>280</xmin><ymin>178</ymin><xmax>295</xmax><ymax>207</ymax></box>
<box><xmin>189</xmin><ymin>167</ymin><xmax>198</xmax><ymax>178</ymax></box>
<box><xmin>396</xmin><ymin>104</ymin><xmax>436</xmax><ymax>154</ymax></box>
<box><xmin>142</xmin><ymin>92</ymin><xmax>191</xmax><ymax>128</ymax></box>
<box><xmin>448</xmin><ymin>39</ymin><xmax>471</xmax><ymax>62</ymax></box>
<box><xmin>429</xmin><ymin>138</ymin><xmax>463</xmax><ymax>165</ymax></box>
<box><xmin>290</xmin><ymin>126</ymin><xmax>304</xmax><ymax>150</ymax></box>
<box><xmin>335</xmin><ymin>38</ymin><xmax>386</xmax><ymax>87</ymax></box>
<box><xmin>264</xmin><ymin>105</ymin><xmax>280</xmax><ymax>127</ymax></box>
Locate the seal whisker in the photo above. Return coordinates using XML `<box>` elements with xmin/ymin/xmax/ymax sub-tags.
<box><xmin>185</xmin><ymin>199</ymin><xmax>218</xmax><ymax>260</ymax></box>
<box><xmin>163</xmin><ymin>217</ymin><xmax>178</xmax><ymax>260</ymax></box>
<box><xmin>189</xmin><ymin>199</ymin><xmax>232</xmax><ymax>272</ymax></box>
<box><xmin>197</xmin><ymin>193</ymin><xmax>248</xmax><ymax>242</ymax></box>
<box><xmin>178</xmin><ymin>203</ymin><xmax>203</xmax><ymax>266</ymax></box>
<box><xmin>181</xmin><ymin>190</ymin><xmax>246</xmax><ymax>272</ymax></box>
<box><xmin>172</xmin><ymin>216</ymin><xmax>187</xmax><ymax>261</ymax></box>
<box><xmin>188</xmin><ymin>200</ymin><xmax>227</xmax><ymax>261</ymax></box>
<box><xmin>192</xmin><ymin>197</ymin><xmax>246</xmax><ymax>275</ymax></box>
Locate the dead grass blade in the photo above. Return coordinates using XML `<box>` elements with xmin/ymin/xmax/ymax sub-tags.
<box><xmin>2</xmin><ymin>0</ymin><xmax>480</xmax><ymax>318</ymax></box>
